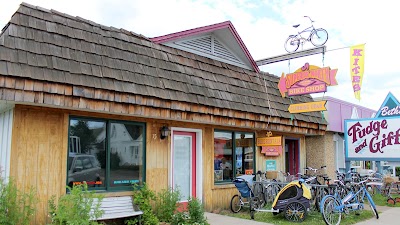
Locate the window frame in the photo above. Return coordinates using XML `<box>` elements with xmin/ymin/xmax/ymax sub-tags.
<box><xmin>213</xmin><ymin>129</ymin><xmax>255</xmax><ymax>184</ymax></box>
<box><xmin>67</xmin><ymin>116</ymin><xmax>146</xmax><ymax>192</ymax></box>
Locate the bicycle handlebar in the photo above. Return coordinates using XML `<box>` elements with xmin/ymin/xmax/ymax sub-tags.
<box><xmin>305</xmin><ymin>166</ymin><xmax>326</xmax><ymax>173</ymax></box>
<box><xmin>304</xmin><ymin>16</ymin><xmax>315</xmax><ymax>23</ymax></box>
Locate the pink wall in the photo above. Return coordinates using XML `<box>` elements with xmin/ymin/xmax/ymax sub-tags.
<box><xmin>317</xmin><ymin>96</ymin><xmax>376</xmax><ymax>133</ymax></box>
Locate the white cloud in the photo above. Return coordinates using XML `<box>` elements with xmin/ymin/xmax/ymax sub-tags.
<box><xmin>1</xmin><ymin>0</ymin><xmax>397</xmax><ymax>111</ymax></box>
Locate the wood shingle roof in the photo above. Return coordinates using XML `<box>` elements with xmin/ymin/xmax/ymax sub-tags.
<box><xmin>0</xmin><ymin>2</ymin><xmax>327</xmax><ymax>135</ymax></box>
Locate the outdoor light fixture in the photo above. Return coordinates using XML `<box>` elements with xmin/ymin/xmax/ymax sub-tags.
<box><xmin>160</xmin><ymin>126</ymin><xmax>170</xmax><ymax>140</ymax></box>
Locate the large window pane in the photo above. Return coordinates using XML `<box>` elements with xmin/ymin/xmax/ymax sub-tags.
<box><xmin>214</xmin><ymin>131</ymin><xmax>233</xmax><ymax>181</ymax></box>
<box><xmin>109</xmin><ymin>122</ymin><xmax>143</xmax><ymax>187</ymax></box>
<box><xmin>68</xmin><ymin>117</ymin><xmax>145</xmax><ymax>191</ymax></box>
<box><xmin>67</xmin><ymin>119</ymin><xmax>106</xmax><ymax>188</ymax></box>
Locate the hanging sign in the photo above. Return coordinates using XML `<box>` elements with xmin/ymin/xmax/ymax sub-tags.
<box><xmin>350</xmin><ymin>44</ymin><xmax>365</xmax><ymax>101</ymax></box>
<box><xmin>261</xmin><ymin>146</ymin><xmax>282</xmax><ymax>156</ymax></box>
<box><xmin>257</xmin><ymin>136</ymin><xmax>282</xmax><ymax>146</ymax></box>
<box><xmin>288</xmin><ymin>101</ymin><xmax>327</xmax><ymax>113</ymax></box>
<box><xmin>278</xmin><ymin>63</ymin><xmax>338</xmax><ymax>97</ymax></box>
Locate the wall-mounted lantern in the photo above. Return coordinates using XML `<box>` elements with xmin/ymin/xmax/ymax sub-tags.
<box><xmin>160</xmin><ymin>126</ymin><xmax>170</xmax><ymax>140</ymax></box>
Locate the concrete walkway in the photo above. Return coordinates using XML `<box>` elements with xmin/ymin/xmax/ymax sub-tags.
<box><xmin>205</xmin><ymin>212</ymin><xmax>273</xmax><ymax>225</ymax></box>
<box><xmin>205</xmin><ymin>206</ymin><xmax>400</xmax><ymax>225</ymax></box>
<box><xmin>354</xmin><ymin>206</ymin><xmax>400</xmax><ymax>225</ymax></box>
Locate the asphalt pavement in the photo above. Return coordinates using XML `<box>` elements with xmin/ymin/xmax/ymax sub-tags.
<box><xmin>205</xmin><ymin>206</ymin><xmax>400</xmax><ymax>225</ymax></box>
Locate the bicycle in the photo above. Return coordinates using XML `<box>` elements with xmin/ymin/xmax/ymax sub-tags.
<box><xmin>252</xmin><ymin>171</ymin><xmax>267</xmax><ymax>208</ymax></box>
<box><xmin>320</xmin><ymin>179</ymin><xmax>379</xmax><ymax>225</ymax></box>
<box><xmin>284</xmin><ymin>16</ymin><xmax>328</xmax><ymax>53</ymax></box>
<box><xmin>303</xmin><ymin>166</ymin><xmax>330</xmax><ymax>211</ymax></box>
<box><xmin>230</xmin><ymin>175</ymin><xmax>255</xmax><ymax>213</ymax></box>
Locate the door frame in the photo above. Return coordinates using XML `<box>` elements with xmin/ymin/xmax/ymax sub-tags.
<box><xmin>169</xmin><ymin>127</ymin><xmax>203</xmax><ymax>203</ymax></box>
<box><xmin>284</xmin><ymin>137</ymin><xmax>300</xmax><ymax>176</ymax></box>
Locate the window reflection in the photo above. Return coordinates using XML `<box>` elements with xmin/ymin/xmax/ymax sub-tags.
<box><xmin>109</xmin><ymin>122</ymin><xmax>143</xmax><ymax>187</ymax></box>
<box><xmin>67</xmin><ymin>119</ymin><xmax>105</xmax><ymax>188</ymax></box>
<box><xmin>67</xmin><ymin>118</ymin><xmax>144</xmax><ymax>190</ymax></box>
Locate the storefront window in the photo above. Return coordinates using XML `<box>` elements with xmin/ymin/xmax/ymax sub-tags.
<box><xmin>235</xmin><ymin>133</ymin><xmax>254</xmax><ymax>176</ymax></box>
<box><xmin>67</xmin><ymin>117</ymin><xmax>145</xmax><ymax>191</ymax></box>
<box><xmin>214</xmin><ymin>131</ymin><xmax>254</xmax><ymax>183</ymax></box>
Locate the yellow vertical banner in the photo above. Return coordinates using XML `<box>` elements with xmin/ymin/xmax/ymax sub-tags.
<box><xmin>350</xmin><ymin>44</ymin><xmax>365</xmax><ymax>100</ymax></box>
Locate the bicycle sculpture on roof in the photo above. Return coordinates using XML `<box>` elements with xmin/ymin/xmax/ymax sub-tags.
<box><xmin>284</xmin><ymin>16</ymin><xmax>328</xmax><ymax>53</ymax></box>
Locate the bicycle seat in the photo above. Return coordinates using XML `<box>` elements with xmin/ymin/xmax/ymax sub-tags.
<box><xmin>293</xmin><ymin>24</ymin><xmax>300</xmax><ymax>28</ymax></box>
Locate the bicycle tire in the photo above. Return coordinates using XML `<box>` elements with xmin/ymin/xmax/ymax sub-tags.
<box><xmin>310</xmin><ymin>28</ymin><xmax>328</xmax><ymax>47</ymax></box>
<box><xmin>253</xmin><ymin>183</ymin><xmax>266</xmax><ymax>208</ymax></box>
<box><xmin>230</xmin><ymin>194</ymin><xmax>242</xmax><ymax>213</ymax></box>
<box><xmin>249</xmin><ymin>196</ymin><xmax>259</xmax><ymax>220</ymax></box>
<box><xmin>284</xmin><ymin>35</ymin><xmax>300</xmax><ymax>53</ymax></box>
<box><xmin>315</xmin><ymin>187</ymin><xmax>329</xmax><ymax>212</ymax></box>
<box><xmin>285</xmin><ymin>201</ymin><xmax>307</xmax><ymax>222</ymax></box>
<box><xmin>365</xmin><ymin>192</ymin><xmax>379</xmax><ymax>219</ymax></box>
<box><xmin>264</xmin><ymin>184</ymin><xmax>280</xmax><ymax>204</ymax></box>
<box><xmin>320</xmin><ymin>195</ymin><xmax>341</xmax><ymax>225</ymax></box>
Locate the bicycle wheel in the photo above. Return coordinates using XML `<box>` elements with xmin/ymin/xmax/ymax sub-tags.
<box><xmin>321</xmin><ymin>196</ymin><xmax>341</xmax><ymax>225</ymax></box>
<box><xmin>264</xmin><ymin>184</ymin><xmax>279</xmax><ymax>204</ymax></box>
<box><xmin>249</xmin><ymin>196</ymin><xmax>260</xmax><ymax>220</ymax></box>
<box><xmin>315</xmin><ymin>188</ymin><xmax>329</xmax><ymax>212</ymax></box>
<box><xmin>230</xmin><ymin>194</ymin><xmax>242</xmax><ymax>213</ymax></box>
<box><xmin>284</xmin><ymin>35</ymin><xmax>300</xmax><ymax>53</ymax></box>
<box><xmin>285</xmin><ymin>202</ymin><xmax>307</xmax><ymax>222</ymax></box>
<box><xmin>253</xmin><ymin>183</ymin><xmax>265</xmax><ymax>208</ymax></box>
<box><xmin>310</xmin><ymin>28</ymin><xmax>328</xmax><ymax>46</ymax></box>
<box><xmin>365</xmin><ymin>192</ymin><xmax>379</xmax><ymax>219</ymax></box>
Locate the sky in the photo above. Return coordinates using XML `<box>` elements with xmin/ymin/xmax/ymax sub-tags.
<box><xmin>1</xmin><ymin>0</ymin><xmax>398</xmax><ymax>112</ymax></box>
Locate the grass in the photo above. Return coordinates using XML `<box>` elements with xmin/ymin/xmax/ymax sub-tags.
<box><xmin>219</xmin><ymin>205</ymin><xmax>374</xmax><ymax>225</ymax></box>
<box><xmin>371</xmin><ymin>193</ymin><xmax>400</xmax><ymax>207</ymax></box>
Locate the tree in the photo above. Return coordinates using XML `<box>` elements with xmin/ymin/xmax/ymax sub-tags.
<box><xmin>70</xmin><ymin>120</ymin><xmax>96</xmax><ymax>153</ymax></box>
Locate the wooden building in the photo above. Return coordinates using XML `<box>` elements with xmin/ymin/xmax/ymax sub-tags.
<box><xmin>0</xmin><ymin>3</ymin><xmax>326</xmax><ymax>224</ymax></box>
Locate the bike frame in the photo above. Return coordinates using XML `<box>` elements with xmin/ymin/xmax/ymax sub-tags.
<box><xmin>331</xmin><ymin>185</ymin><xmax>375</xmax><ymax>213</ymax></box>
<box><xmin>297</xmin><ymin>25</ymin><xmax>316</xmax><ymax>41</ymax></box>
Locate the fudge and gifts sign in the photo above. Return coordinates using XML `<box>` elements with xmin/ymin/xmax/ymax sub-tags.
<box><xmin>345</xmin><ymin>116</ymin><xmax>400</xmax><ymax>160</ymax></box>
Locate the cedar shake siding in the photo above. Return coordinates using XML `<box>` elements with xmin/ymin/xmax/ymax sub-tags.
<box><xmin>0</xmin><ymin>3</ymin><xmax>327</xmax><ymax>135</ymax></box>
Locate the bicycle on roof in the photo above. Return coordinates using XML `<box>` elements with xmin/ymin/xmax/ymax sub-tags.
<box><xmin>284</xmin><ymin>16</ymin><xmax>328</xmax><ymax>53</ymax></box>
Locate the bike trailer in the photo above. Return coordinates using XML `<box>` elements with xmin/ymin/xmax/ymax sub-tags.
<box><xmin>272</xmin><ymin>180</ymin><xmax>311</xmax><ymax>212</ymax></box>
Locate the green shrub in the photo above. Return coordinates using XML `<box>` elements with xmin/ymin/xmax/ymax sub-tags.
<box><xmin>187</xmin><ymin>197</ymin><xmax>209</xmax><ymax>225</ymax></box>
<box><xmin>48</xmin><ymin>183</ymin><xmax>104</xmax><ymax>225</ymax></box>
<box><xmin>171</xmin><ymin>211</ymin><xmax>188</xmax><ymax>225</ymax></box>
<box><xmin>126</xmin><ymin>184</ymin><xmax>209</xmax><ymax>225</ymax></box>
<box><xmin>0</xmin><ymin>176</ymin><xmax>37</xmax><ymax>225</ymax></box>
<box><xmin>154</xmin><ymin>187</ymin><xmax>181</xmax><ymax>223</ymax></box>
<box><xmin>128</xmin><ymin>183</ymin><xmax>159</xmax><ymax>225</ymax></box>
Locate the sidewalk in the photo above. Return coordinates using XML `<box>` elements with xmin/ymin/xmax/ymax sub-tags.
<box><xmin>205</xmin><ymin>212</ymin><xmax>273</xmax><ymax>225</ymax></box>
<box><xmin>354</xmin><ymin>206</ymin><xmax>400</xmax><ymax>225</ymax></box>
<box><xmin>205</xmin><ymin>206</ymin><xmax>400</xmax><ymax>225</ymax></box>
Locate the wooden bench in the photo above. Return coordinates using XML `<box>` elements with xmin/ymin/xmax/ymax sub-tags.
<box><xmin>91</xmin><ymin>196</ymin><xmax>143</xmax><ymax>222</ymax></box>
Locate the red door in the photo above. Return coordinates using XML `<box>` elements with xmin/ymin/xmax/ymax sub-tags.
<box><xmin>286</xmin><ymin>139</ymin><xmax>299</xmax><ymax>176</ymax></box>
